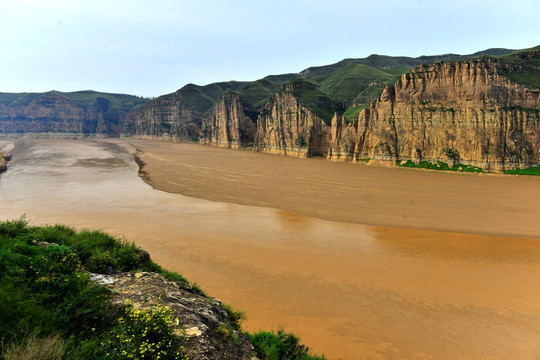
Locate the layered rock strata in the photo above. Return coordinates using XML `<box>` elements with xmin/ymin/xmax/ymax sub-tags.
<box><xmin>123</xmin><ymin>91</ymin><xmax>203</xmax><ymax>140</ymax></box>
<box><xmin>254</xmin><ymin>82</ymin><xmax>331</xmax><ymax>157</ymax></box>
<box><xmin>200</xmin><ymin>90</ymin><xmax>256</xmax><ymax>148</ymax></box>
<box><xmin>0</xmin><ymin>93</ymin><xmax>125</xmax><ymax>136</ymax></box>
<box><xmin>253</xmin><ymin>56</ymin><xmax>539</xmax><ymax>170</ymax></box>
<box><xmin>347</xmin><ymin>57</ymin><xmax>540</xmax><ymax>169</ymax></box>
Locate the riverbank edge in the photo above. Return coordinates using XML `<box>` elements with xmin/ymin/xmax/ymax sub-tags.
<box><xmin>0</xmin><ymin>218</ymin><xmax>327</xmax><ymax>360</ymax></box>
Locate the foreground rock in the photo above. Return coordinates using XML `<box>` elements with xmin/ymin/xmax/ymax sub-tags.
<box><xmin>92</xmin><ymin>272</ymin><xmax>258</xmax><ymax>360</ymax></box>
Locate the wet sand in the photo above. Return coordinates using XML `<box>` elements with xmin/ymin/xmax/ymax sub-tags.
<box><xmin>132</xmin><ymin>140</ymin><xmax>540</xmax><ymax>238</ymax></box>
<box><xmin>2</xmin><ymin>139</ymin><xmax>540</xmax><ymax>359</ymax></box>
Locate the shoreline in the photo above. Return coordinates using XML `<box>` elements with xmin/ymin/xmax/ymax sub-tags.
<box><xmin>4</xmin><ymin>138</ymin><xmax>540</xmax><ymax>359</ymax></box>
<box><xmin>127</xmin><ymin>139</ymin><xmax>540</xmax><ymax>239</ymax></box>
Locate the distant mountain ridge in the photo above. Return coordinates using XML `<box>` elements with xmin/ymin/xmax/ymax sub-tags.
<box><xmin>0</xmin><ymin>47</ymin><xmax>519</xmax><ymax>138</ymax></box>
<box><xmin>196</xmin><ymin>45</ymin><xmax>539</xmax><ymax>171</ymax></box>
<box><xmin>0</xmin><ymin>90</ymin><xmax>148</xmax><ymax>136</ymax></box>
<box><xmin>1</xmin><ymin>45</ymin><xmax>539</xmax><ymax>171</ymax></box>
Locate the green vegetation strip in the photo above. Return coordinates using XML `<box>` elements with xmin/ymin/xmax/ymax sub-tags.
<box><xmin>0</xmin><ymin>218</ymin><xmax>326</xmax><ymax>360</ymax></box>
<box><xmin>396</xmin><ymin>160</ymin><xmax>484</xmax><ymax>173</ymax></box>
<box><xmin>503</xmin><ymin>165</ymin><xmax>540</xmax><ymax>175</ymax></box>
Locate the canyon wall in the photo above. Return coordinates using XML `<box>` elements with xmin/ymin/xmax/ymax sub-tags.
<box><xmin>200</xmin><ymin>90</ymin><xmax>256</xmax><ymax>148</ymax></box>
<box><xmin>249</xmin><ymin>56</ymin><xmax>539</xmax><ymax>170</ymax></box>
<box><xmin>254</xmin><ymin>81</ymin><xmax>331</xmax><ymax>157</ymax></box>
<box><xmin>0</xmin><ymin>93</ymin><xmax>129</xmax><ymax>136</ymax></box>
<box><xmin>337</xmin><ymin>57</ymin><xmax>540</xmax><ymax>169</ymax></box>
<box><xmin>122</xmin><ymin>91</ymin><xmax>202</xmax><ymax>140</ymax></box>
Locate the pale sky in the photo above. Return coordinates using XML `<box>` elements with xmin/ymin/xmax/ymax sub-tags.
<box><xmin>0</xmin><ymin>0</ymin><xmax>538</xmax><ymax>97</ymax></box>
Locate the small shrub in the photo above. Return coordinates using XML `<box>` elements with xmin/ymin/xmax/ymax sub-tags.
<box><xmin>222</xmin><ymin>303</ymin><xmax>246</xmax><ymax>329</ymax></box>
<box><xmin>100</xmin><ymin>304</ymin><xmax>187</xmax><ymax>360</ymax></box>
<box><xmin>217</xmin><ymin>323</ymin><xmax>242</xmax><ymax>346</ymax></box>
<box><xmin>249</xmin><ymin>329</ymin><xmax>327</xmax><ymax>360</ymax></box>
<box><xmin>396</xmin><ymin>160</ymin><xmax>484</xmax><ymax>173</ymax></box>
<box><xmin>503</xmin><ymin>165</ymin><xmax>540</xmax><ymax>175</ymax></box>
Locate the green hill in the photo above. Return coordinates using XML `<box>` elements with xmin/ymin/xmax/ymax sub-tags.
<box><xmin>0</xmin><ymin>90</ymin><xmax>149</xmax><ymax>116</ymax></box>
<box><xmin>497</xmin><ymin>46</ymin><xmax>540</xmax><ymax>89</ymax></box>
<box><xmin>162</xmin><ymin>46</ymin><xmax>522</xmax><ymax>121</ymax></box>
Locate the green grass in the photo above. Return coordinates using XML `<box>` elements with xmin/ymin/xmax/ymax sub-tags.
<box><xmin>0</xmin><ymin>218</ymin><xmax>189</xmax><ymax>359</ymax></box>
<box><xmin>317</xmin><ymin>63</ymin><xmax>395</xmax><ymax>104</ymax></box>
<box><xmin>342</xmin><ymin>105</ymin><xmax>365</xmax><ymax>121</ymax></box>
<box><xmin>249</xmin><ymin>329</ymin><xmax>327</xmax><ymax>360</ymax></box>
<box><xmin>497</xmin><ymin>47</ymin><xmax>540</xmax><ymax>89</ymax></box>
<box><xmin>282</xmin><ymin>79</ymin><xmax>338</xmax><ymax>125</ymax></box>
<box><xmin>396</xmin><ymin>160</ymin><xmax>484</xmax><ymax>173</ymax></box>
<box><xmin>503</xmin><ymin>165</ymin><xmax>540</xmax><ymax>175</ymax></box>
<box><xmin>178</xmin><ymin>81</ymin><xmax>249</xmax><ymax>113</ymax></box>
<box><xmin>0</xmin><ymin>218</ymin><xmax>321</xmax><ymax>360</ymax></box>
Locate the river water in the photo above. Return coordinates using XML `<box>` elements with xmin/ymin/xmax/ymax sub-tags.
<box><xmin>1</xmin><ymin>139</ymin><xmax>539</xmax><ymax>359</ymax></box>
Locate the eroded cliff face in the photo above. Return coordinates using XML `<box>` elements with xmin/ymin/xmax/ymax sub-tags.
<box><xmin>168</xmin><ymin>55</ymin><xmax>540</xmax><ymax>170</ymax></box>
<box><xmin>200</xmin><ymin>91</ymin><xmax>256</xmax><ymax>148</ymax></box>
<box><xmin>254</xmin><ymin>82</ymin><xmax>331</xmax><ymax>157</ymax></box>
<box><xmin>0</xmin><ymin>93</ymin><xmax>124</xmax><ymax>136</ymax></box>
<box><xmin>348</xmin><ymin>57</ymin><xmax>540</xmax><ymax>169</ymax></box>
<box><xmin>123</xmin><ymin>91</ymin><xmax>202</xmax><ymax>140</ymax></box>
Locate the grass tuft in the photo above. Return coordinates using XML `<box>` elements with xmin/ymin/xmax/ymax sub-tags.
<box><xmin>249</xmin><ymin>329</ymin><xmax>327</xmax><ymax>360</ymax></box>
<box><xmin>503</xmin><ymin>165</ymin><xmax>540</xmax><ymax>175</ymax></box>
<box><xmin>396</xmin><ymin>160</ymin><xmax>484</xmax><ymax>173</ymax></box>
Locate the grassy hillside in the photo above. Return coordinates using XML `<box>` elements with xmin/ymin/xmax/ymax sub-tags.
<box><xmin>166</xmin><ymin>47</ymin><xmax>522</xmax><ymax>122</ymax></box>
<box><xmin>0</xmin><ymin>90</ymin><xmax>149</xmax><ymax>115</ymax></box>
<box><xmin>281</xmin><ymin>78</ymin><xmax>338</xmax><ymax>125</ymax></box>
<box><xmin>238</xmin><ymin>75</ymin><xmax>297</xmax><ymax>108</ymax></box>
<box><xmin>0</xmin><ymin>218</ymin><xmax>326</xmax><ymax>360</ymax></box>
<box><xmin>497</xmin><ymin>46</ymin><xmax>540</xmax><ymax>89</ymax></box>
<box><xmin>179</xmin><ymin>81</ymin><xmax>249</xmax><ymax>113</ymax></box>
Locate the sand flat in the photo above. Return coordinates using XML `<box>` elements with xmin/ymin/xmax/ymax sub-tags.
<box><xmin>131</xmin><ymin>140</ymin><xmax>540</xmax><ymax>238</ymax></box>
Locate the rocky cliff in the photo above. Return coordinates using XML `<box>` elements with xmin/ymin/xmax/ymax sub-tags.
<box><xmin>0</xmin><ymin>151</ymin><xmax>11</xmax><ymax>173</ymax></box>
<box><xmin>123</xmin><ymin>90</ymin><xmax>203</xmax><ymax>140</ymax></box>
<box><xmin>253</xmin><ymin>80</ymin><xmax>334</xmax><ymax>157</ymax></box>
<box><xmin>341</xmin><ymin>55</ymin><xmax>540</xmax><ymax>169</ymax></box>
<box><xmin>0</xmin><ymin>91</ymin><xmax>146</xmax><ymax>136</ymax></box>
<box><xmin>94</xmin><ymin>271</ymin><xmax>257</xmax><ymax>360</ymax></box>
<box><xmin>255</xmin><ymin>54</ymin><xmax>539</xmax><ymax>170</ymax></box>
<box><xmin>200</xmin><ymin>90</ymin><xmax>256</xmax><ymax>148</ymax></box>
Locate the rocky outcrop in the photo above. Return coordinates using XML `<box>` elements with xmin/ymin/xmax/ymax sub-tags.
<box><xmin>200</xmin><ymin>90</ymin><xmax>256</xmax><ymax>148</ymax></box>
<box><xmin>0</xmin><ymin>93</ymin><xmax>130</xmax><ymax>136</ymax></box>
<box><xmin>123</xmin><ymin>90</ymin><xmax>203</xmax><ymax>140</ymax></box>
<box><xmin>351</xmin><ymin>56</ymin><xmax>540</xmax><ymax>169</ymax></box>
<box><xmin>327</xmin><ymin>114</ymin><xmax>359</xmax><ymax>161</ymax></box>
<box><xmin>0</xmin><ymin>151</ymin><xmax>12</xmax><ymax>173</ymax></box>
<box><xmin>93</xmin><ymin>272</ymin><xmax>257</xmax><ymax>360</ymax></box>
<box><xmin>124</xmin><ymin>52</ymin><xmax>540</xmax><ymax>170</ymax></box>
<box><xmin>254</xmin><ymin>81</ymin><xmax>332</xmax><ymax>157</ymax></box>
